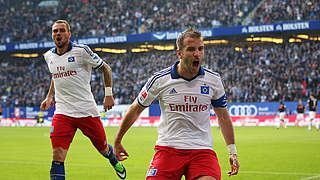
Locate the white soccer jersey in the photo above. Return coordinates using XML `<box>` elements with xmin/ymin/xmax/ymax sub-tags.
<box><xmin>137</xmin><ymin>61</ymin><xmax>227</xmax><ymax>150</ymax></box>
<box><xmin>44</xmin><ymin>42</ymin><xmax>104</xmax><ymax>117</ymax></box>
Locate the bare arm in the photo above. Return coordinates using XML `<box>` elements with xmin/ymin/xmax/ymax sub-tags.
<box><xmin>99</xmin><ymin>62</ymin><xmax>114</xmax><ymax>111</ymax></box>
<box><xmin>214</xmin><ymin>107</ymin><xmax>235</xmax><ymax>145</ymax></box>
<box><xmin>114</xmin><ymin>99</ymin><xmax>146</xmax><ymax>161</ymax></box>
<box><xmin>100</xmin><ymin>62</ymin><xmax>113</xmax><ymax>87</ymax></box>
<box><xmin>40</xmin><ymin>78</ymin><xmax>55</xmax><ymax>111</ymax></box>
<box><xmin>214</xmin><ymin>107</ymin><xmax>239</xmax><ymax>176</ymax></box>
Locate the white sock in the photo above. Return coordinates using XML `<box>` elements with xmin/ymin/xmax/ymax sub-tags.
<box><xmin>316</xmin><ymin>122</ymin><xmax>319</xmax><ymax>130</ymax></box>
<box><xmin>308</xmin><ymin>121</ymin><xmax>312</xmax><ymax>131</ymax></box>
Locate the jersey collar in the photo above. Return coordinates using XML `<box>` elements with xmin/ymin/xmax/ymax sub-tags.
<box><xmin>171</xmin><ymin>61</ymin><xmax>205</xmax><ymax>81</ymax></box>
<box><xmin>52</xmin><ymin>42</ymin><xmax>73</xmax><ymax>55</ymax></box>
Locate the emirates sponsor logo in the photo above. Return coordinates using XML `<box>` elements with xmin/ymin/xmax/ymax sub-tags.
<box><xmin>169</xmin><ymin>95</ymin><xmax>209</xmax><ymax>112</ymax></box>
<box><xmin>169</xmin><ymin>103</ymin><xmax>209</xmax><ymax>112</ymax></box>
<box><xmin>53</xmin><ymin>70</ymin><xmax>77</xmax><ymax>79</ymax></box>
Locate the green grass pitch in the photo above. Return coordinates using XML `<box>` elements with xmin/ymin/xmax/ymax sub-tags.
<box><xmin>0</xmin><ymin>126</ymin><xmax>319</xmax><ymax>180</ymax></box>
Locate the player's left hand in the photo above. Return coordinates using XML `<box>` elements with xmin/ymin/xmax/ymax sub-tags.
<box><xmin>104</xmin><ymin>96</ymin><xmax>115</xmax><ymax>111</ymax></box>
<box><xmin>114</xmin><ymin>143</ymin><xmax>129</xmax><ymax>161</ymax></box>
<box><xmin>228</xmin><ymin>154</ymin><xmax>239</xmax><ymax>176</ymax></box>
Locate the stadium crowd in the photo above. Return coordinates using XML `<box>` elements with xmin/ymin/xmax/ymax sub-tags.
<box><xmin>249</xmin><ymin>0</ymin><xmax>320</xmax><ymax>25</ymax></box>
<box><xmin>0</xmin><ymin>41</ymin><xmax>319</xmax><ymax>107</ymax></box>
<box><xmin>1</xmin><ymin>0</ymin><xmax>319</xmax><ymax>44</ymax></box>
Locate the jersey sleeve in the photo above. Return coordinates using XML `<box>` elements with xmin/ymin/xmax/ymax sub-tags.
<box><xmin>81</xmin><ymin>45</ymin><xmax>104</xmax><ymax>69</ymax></box>
<box><xmin>137</xmin><ymin>76</ymin><xmax>161</xmax><ymax>107</ymax></box>
<box><xmin>43</xmin><ymin>51</ymin><xmax>50</xmax><ymax>64</ymax></box>
<box><xmin>43</xmin><ymin>50</ymin><xmax>53</xmax><ymax>73</ymax></box>
<box><xmin>211</xmin><ymin>77</ymin><xmax>227</xmax><ymax>108</ymax></box>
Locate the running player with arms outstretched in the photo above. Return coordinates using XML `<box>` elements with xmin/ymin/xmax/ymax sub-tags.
<box><xmin>40</xmin><ymin>20</ymin><xmax>126</xmax><ymax>180</ymax></box>
<box><xmin>114</xmin><ymin>27</ymin><xmax>239</xmax><ymax>180</ymax></box>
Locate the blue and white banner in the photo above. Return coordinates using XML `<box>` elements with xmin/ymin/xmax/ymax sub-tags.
<box><xmin>2</xmin><ymin>106</ymin><xmax>54</xmax><ymax>120</ymax></box>
<box><xmin>1</xmin><ymin>20</ymin><xmax>319</xmax><ymax>52</ymax></box>
<box><xmin>2</xmin><ymin>101</ymin><xmax>319</xmax><ymax>119</ymax></box>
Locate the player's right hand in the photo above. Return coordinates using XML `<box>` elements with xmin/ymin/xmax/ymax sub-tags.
<box><xmin>114</xmin><ymin>143</ymin><xmax>129</xmax><ymax>161</ymax></box>
<box><xmin>103</xmin><ymin>96</ymin><xmax>115</xmax><ymax>111</ymax></box>
<box><xmin>40</xmin><ymin>98</ymin><xmax>52</xmax><ymax>111</ymax></box>
<box><xmin>228</xmin><ymin>154</ymin><xmax>239</xmax><ymax>176</ymax></box>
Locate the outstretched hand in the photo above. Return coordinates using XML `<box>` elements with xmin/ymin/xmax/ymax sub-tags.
<box><xmin>228</xmin><ymin>154</ymin><xmax>239</xmax><ymax>176</ymax></box>
<box><xmin>114</xmin><ymin>143</ymin><xmax>129</xmax><ymax>161</ymax></box>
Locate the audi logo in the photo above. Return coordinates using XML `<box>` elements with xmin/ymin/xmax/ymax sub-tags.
<box><xmin>229</xmin><ymin>105</ymin><xmax>258</xmax><ymax>116</ymax></box>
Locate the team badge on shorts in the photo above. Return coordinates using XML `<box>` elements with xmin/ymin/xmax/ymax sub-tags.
<box><xmin>50</xmin><ymin>126</ymin><xmax>54</xmax><ymax>133</ymax></box>
<box><xmin>147</xmin><ymin>169</ymin><xmax>157</xmax><ymax>176</ymax></box>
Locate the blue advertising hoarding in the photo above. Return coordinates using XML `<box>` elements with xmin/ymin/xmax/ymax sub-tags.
<box><xmin>2</xmin><ymin>106</ymin><xmax>55</xmax><ymax>120</ymax></box>
<box><xmin>1</xmin><ymin>20</ymin><xmax>319</xmax><ymax>52</ymax></box>
<box><xmin>3</xmin><ymin>101</ymin><xmax>318</xmax><ymax>119</ymax></box>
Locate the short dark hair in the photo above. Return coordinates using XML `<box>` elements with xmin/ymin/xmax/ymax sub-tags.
<box><xmin>176</xmin><ymin>26</ymin><xmax>202</xmax><ymax>50</ymax></box>
<box><xmin>53</xmin><ymin>20</ymin><xmax>71</xmax><ymax>32</ymax></box>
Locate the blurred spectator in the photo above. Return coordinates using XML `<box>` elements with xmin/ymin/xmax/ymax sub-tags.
<box><xmin>250</xmin><ymin>0</ymin><xmax>320</xmax><ymax>25</ymax></box>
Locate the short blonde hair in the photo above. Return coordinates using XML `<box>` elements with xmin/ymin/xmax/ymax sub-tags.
<box><xmin>176</xmin><ymin>26</ymin><xmax>202</xmax><ymax>50</ymax></box>
<box><xmin>53</xmin><ymin>20</ymin><xmax>71</xmax><ymax>32</ymax></box>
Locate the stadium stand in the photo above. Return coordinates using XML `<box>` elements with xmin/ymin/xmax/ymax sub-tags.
<box><xmin>248</xmin><ymin>0</ymin><xmax>320</xmax><ymax>25</ymax></box>
<box><xmin>1</xmin><ymin>0</ymin><xmax>319</xmax><ymax>43</ymax></box>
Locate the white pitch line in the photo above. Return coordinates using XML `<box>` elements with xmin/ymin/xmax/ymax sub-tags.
<box><xmin>300</xmin><ymin>175</ymin><xmax>320</xmax><ymax>180</ymax></box>
<box><xmin>237</xmin><ymin>171</ymin><xmax>320</xmax><ymax>176</ymax></box>
<box><xmin>1</xmin><ymin>161</ymin><xmax>320</xmax><ymax>177</ymax></box>
<box><xmin>0</xmin><ymin>160</ymin><xmax>146</xmax><ymax>169</ymax></box>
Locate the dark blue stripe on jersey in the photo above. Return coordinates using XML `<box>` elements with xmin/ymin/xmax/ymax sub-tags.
<box><xmin>73</xmin><ymin>44</ymin><xmax>94</xmax><ymax>57</ymax></box>
<box><xmin>94</xmin><ymin>60</ymin><xmax>104</xmax><ymax>70</ymax></box>
<box><xmin>137</xmin><ymin>97</ymin><xmax>150</xmax><ymax>108</ymax></box>
<box><xmin>72</xmin><ymin>43</ymin><xmax>84</xmax><ymax>48</ymax></box>
<box><xmin>171</xmin><ymin>61</ymin><xmax>205</xmax><ymax>81</ymax></box>
<box><xmin>146</xmin><ymin>68</ymin><xmax>171</xmax><ymax>91</ymax></box>
<box><xmin>204</xmin><ymin>68</ymin><xmax>221</xmax><ymax>78</ymax></box>
<box><xmin>50</xmin><ymin>47</ymin><xmax>55</xmax><ymax>53</ymax></box>
<box><xmin>211</xmin><ymin>94</ymin><xmax>227</xmax><ymax>108</ymax></box>
<box><xmin>170</xmin><ymin>62</ymin><xmax>180</xmax><ymax>79</ymax></box>
<box><xmin>52</xmin><ymin>42</ymin><xmax>72</xmax><ymax>56</ymax></box>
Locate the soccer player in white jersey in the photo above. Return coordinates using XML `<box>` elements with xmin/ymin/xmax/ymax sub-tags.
<box><xmin>40</xmin><ymin>20</ymin><xmax>126</xmax><ymax>180</ymax></box>
<box><xmin>114</xmin><ymin>27</ymin><xmax>239</xmax><ymax>180</ymax></box>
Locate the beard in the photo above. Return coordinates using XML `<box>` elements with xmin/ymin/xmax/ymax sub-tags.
<box><xmin>55</xmin><ymin>39</ymin><xmax>68</xmax><ymax>49</ymax></box>
<box><xmin>183</xmin><ymin>56</ymin><xmax>201</xmax><ymax>73</ymax></box>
